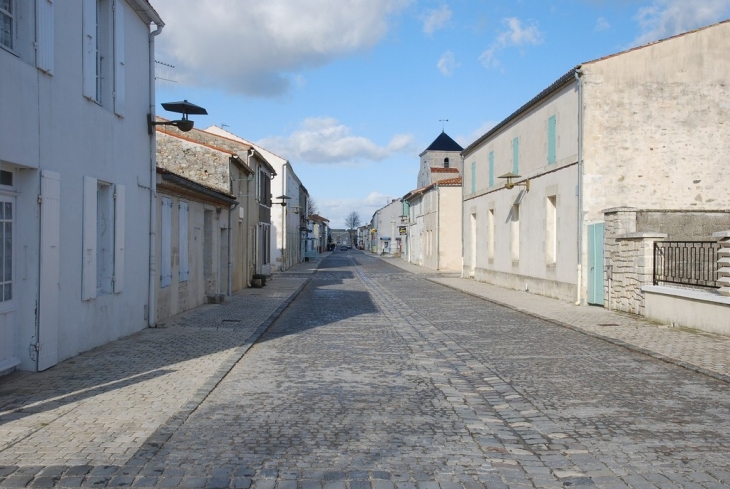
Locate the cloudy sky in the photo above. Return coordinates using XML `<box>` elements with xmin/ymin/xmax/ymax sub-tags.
<box><xmin>152</xmin><ymin>0</ymin><xmax>730</xmax><ymax>228</ymax></box>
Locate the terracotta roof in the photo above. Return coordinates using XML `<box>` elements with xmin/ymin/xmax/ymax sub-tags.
<box><xmin>431</xmin><ymin>167</ymin><xmax>460</xmax><ymax>173</ymax></box>
<box><xmin>309</xmin><ymin>213</ymin><xmax>330</xmax><ymax>223</ymax></box>
<box><xmin>437</xmin><ymin>176</ymin><xmax>462</xmax><ymax>186</ymax></box>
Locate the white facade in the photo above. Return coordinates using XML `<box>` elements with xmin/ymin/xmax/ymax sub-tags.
<box><xmin>370</xmin><ymin>200</ymin><xmax>404</xmax><ymax>256</ymax></box>
<box><xmin>462</xmin><ymin>20</ymin><xmax>730</xmax><ymax>304</ymax></box>
<box><xmin>0</xmin><ymin>1</ymin><xmax>162</xmax><ymax>373</ymax></box>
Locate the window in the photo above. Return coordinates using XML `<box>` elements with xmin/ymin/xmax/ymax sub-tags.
<box><xmin>0</xmin><ymin>198</ymin><xmax>13</xmax><ymax>303</ymax></box>
<box><xmin>548</xmin><ymin>115</ymin><xmax>557</xmax><ymax>164</ymax></box>
<box><xmin>160</xmin><ymin>197</ymin><xmax>172</xmax><ymax>288</ymax></box>
<box><xmin>470</xmin><ymin>161</ymin><xmax>476</xmax><ymax>194</ymax></box>
<box><xmin>444</xmin><ymin>158</ymin><xmax>450</xmax><ymax>169</ymax></box>
<box><xmin>83</xmin><ymin>0</ymin><xmax>124</xmax><ymax>113</ymax></box>
<box><xmin>179</xmin><ymin>201</ymin><xmax>189</xmax><ymax>281</ymax></box>
<box><xmin>510</xmin><ymin>204</ymin><xmax>520</xmax><ymax>262</ymax></box>
<box><xmin>488</xmin><ymin>151</ymin><xmax>494</xmax><ymax>187</ymax></box>
<box><xmin>512</xmin><ymin>137</ymin><xmax>520</xmax><ymax>174</ymax></box>
<box><xmin>546</xmin><ymin>196</ymin><xmax>557</xmax><ymax>264</ymax></box>
<box><xmin>258</xmin><ymin>171</ymin><xmax>271</xmax><ymax>206</ymax></box>
<box><xmin>82</xmin><ymin>177</ymin><xmax>125</xmax><ymax>300</ymax></box>
<box><xmin>1</xmin><ymin>0</ymin><xmax>14</xmax><ymax>51</ymax></box>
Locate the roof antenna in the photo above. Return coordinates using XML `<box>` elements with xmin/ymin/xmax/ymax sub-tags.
<box><xmin>221</xmin><ymin>123</ymin><xmax>229</xmax><ymax>129</ymax></box>
<box><xmin>439</xmin><ymin>119</ymin><xmax>449</xmax><ymax>132</ymax></box>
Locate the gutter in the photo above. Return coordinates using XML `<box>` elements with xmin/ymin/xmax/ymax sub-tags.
<box><xmin>148</xmin><ymin>20</ymin><xmax>164</xmax><ymax>328</ymax></box>
<box><xmin>575</xmin><ymin>67</ymin><xmax>584</xmax><ymax>306</ymax></box>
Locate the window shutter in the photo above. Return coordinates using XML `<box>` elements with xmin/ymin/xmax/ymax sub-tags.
<box><xmin>113</xmin><ymin>0</ymin><xmax>125</xmax><ymax>116</ymax></box>
<box><xmin>35</xmin><ymin>0</ymin><xmax>54</xmax><ymax>74</ymax></box>
<box><xmin>113</xmin><ymin>184</ymin><xmax>125</xmax><ymax>293</ymax></box>
<box><xmin>512</xmin><ymin>137</ymin><xmax>520</xmax><ymax>174</ymax></box>
<box><xmin>82</xmin><ymin>176</ymin><xmax>97</xmax><ymax>300</ymax></box>
<box><xmin>160</xmin><ymin>197</ymin><xmax>172</xmax><ymax>288</ymax></box>
<box><xmin>179</xmin><ymin>202</ymin><xmax>189</xmax><ymax>281</ymax></box>
<box><xmin>38</xmin><ymin>170</ymin><xmax>61</xmax><ymax>370</ymax></box>
<box><xmin>470</xmin><ymin>162</ymin><xmax>476</xmax><ymax>194</ymax></box>
<box><xmin>548</xmin><ymin>115</ymin><xmax>556</xmax><ymax>164</ymax></box>
<box><xmin>488</xmin><ymin>151</ymin><xmax>494</xmax><ymax>187</ymax></box>
<box><xmin>82</xmin><ymin>0</ymin><xmax>97</xmax><ymax>99</ymax></box>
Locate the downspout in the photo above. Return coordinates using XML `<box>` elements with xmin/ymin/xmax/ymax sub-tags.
<box><xmin>460</xmin><ymin>154</ymin><xmax>465</xmax><ymax>277</ymax></box>
<box><xmin>574</xmin><ymin>67</ymin><xmax>584</xmax><ymax>306</ymax></box>
<box><xmin>148</xmin><ymin>22</ymin><xmax>164</xmax><ymax>328</ymax></box>
<box><xmin>227</xmin><ymin>201</ymin><xmax>234</xmax><ymax>296</ymax></box>
<box><xmin>436</xmin><ymin>185</ymin><xmax>441</xmax><ymax>270</ymax></box>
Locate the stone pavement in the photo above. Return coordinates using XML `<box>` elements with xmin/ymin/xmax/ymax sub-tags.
<box><xmin>1</xmin><ymin>250</ymin><xmax>730</xmax><ymax>488</ymax></box>
<box><xmin>378</xmin><ymin>255</ymin><xmax>730</xmax><ymax>384</ymax></box>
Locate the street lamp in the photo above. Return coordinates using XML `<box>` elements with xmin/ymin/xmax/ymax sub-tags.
<box><xmin>148</xmin><ymin>100</ymin><xmax>208</xmax><ymax>134</ymax></box>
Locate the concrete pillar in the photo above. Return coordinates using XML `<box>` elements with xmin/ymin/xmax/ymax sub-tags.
<box><xmin>713</xmin><ymin>230</ymin><xmax>730</xmax><ymax>297</ymax></box>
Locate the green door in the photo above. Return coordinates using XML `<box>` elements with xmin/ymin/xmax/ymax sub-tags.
<box><xmin>587</xmin><ymin>223</ymin><xmax>605</xmax><ymax>306</ymax></box>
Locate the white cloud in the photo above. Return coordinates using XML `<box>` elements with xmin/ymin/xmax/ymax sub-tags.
<box><xmin>479</xmin><ymin>18</ymin><xmax>544</xmax><ymax>69</ymax></box>
<box><xmin>437</xmin><ymin>51</ymin><xmax>460</xmax><ymax>76</ymax></box>
<box><xmin>256</xmin><ymin>117</ymin><xmax>415</xmax><ymax>164</ymax></box>
<box><xmin>595</xmin><ymin>17</ymin><xmax>611</xmax><ymax>32</ymax></box>
<box><xmin>321</xmin><ymin>192</ymin><xmax>397</xmax><ymax>228</ymax></box>
<box><xmin>632</xmin><ymin>0</ymin><xmax>730</xmax><ymax>46</ymax></box>
<box><xmin>422</xmin><ymin>5</ymin><xmax>452</xmax><ymax>35</ymax></box>
<box><xmin>153</xmin><ymin>0</ymin><xmax>412</xmax><ymax>97</ymax></box>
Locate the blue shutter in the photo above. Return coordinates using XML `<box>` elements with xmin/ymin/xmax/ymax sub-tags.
<box><xmin>488</xmin><ymin>151</ymin><xmax>494</xmax><ymax>187</ymax></box>
<box><xmin>35</xmin><ymin>0</ymin><xmax>54</xmax><ymax>74</ymax></box>
<box><xmin>471</xmin><ymin>162</ymin><xmax>476</xmax><ymax>194</ymax></box>
<box><xmin>512</xmin><ymin>137</ymin><xmax>519</xmax><ymax>174</ymax></box>
<box><xmin>548</xmin><ymin>115</ymin><xmax>556</xmax><ymax>164</ymax></box>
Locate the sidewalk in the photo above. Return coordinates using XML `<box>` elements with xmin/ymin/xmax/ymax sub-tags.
<box><xmin>378</xmin><ymin>255</ymin><xmax>730</xmax><ymax>384</ymax></box>
<box><xmin>0</xmin><ymin>259</ymin><xmax>322</xmax><ymax>468</ymax></box>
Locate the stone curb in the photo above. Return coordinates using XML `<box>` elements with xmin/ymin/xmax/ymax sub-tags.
<box><xmin>426</xmin><ymin>276</ymin><xmax>730</xmax><ymax>386</ymax></box>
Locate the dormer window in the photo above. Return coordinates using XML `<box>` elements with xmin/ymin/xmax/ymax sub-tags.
<box><xmin>444</xmin><ymin>158</ymin><xmax>450</xmax><ymax>169</ymax></box>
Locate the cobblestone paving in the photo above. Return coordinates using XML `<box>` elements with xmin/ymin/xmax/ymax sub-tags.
<box><xmin>1</xmin><ymin>252</ymin><xmax>730</xmax><ymax>488</ymax></box>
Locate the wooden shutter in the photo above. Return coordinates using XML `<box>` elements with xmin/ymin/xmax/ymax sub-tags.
<box><xmin>548</xmin><ymin>115</ymin><xmax>556</xmax><ymax>164</ymax></box>
<box><xmin>38</xmin><ymin>170</ymin><xmax>60</xmax><ymax>370</ymax></box>
<box><xmin>512</xmin><ymin>137</ymin><xmax>520</xmax><ymax>174</ymax></box>
<box><xmin>488</xmin><ymin>151</ymin><xmax>494</xmax><ymax>187</ymax></box>
<box><xmin>113</xmin><ymin>184</ymin><xmax>125</xmax><ymax>293</ymax></box>
<box><xmin>35</xmin><ymin>0</ymin><xmax>54</xmax><ymax>74</ymax></box>
<box><xmin>160</xmin><ymin>197</ymin><xmax>172</xmax><ymax>287</ymax></box>
<box><xmin>179</xmin><ymin>202</ymin><xmax>189</xmax><ymax>281</ymax></box>
<box><xmin>82</xmin><ymin>176</ymin><xmax>97</xmax><ymax>300</ymax></box>
<box><xmin>470</xmin><ymin>162</ymin><xmax>476</xmax><ymax>194</ymax></box>
<box><xmin>82</xmin><ymin>0</ymin><xmax>97</xmax><ymax>99</ymax></box>
<box><xmin>113</xmin><ymin>0</ymin><xmax>125</xmax><ymax>116</ymax></box>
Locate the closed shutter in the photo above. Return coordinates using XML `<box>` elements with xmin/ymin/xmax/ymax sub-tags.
<box><xmin>548</xmin><ymin>115</ymin><xmax>556</xmax><ymax>164</ymax></box>
<box><xmin>488</xmin><ymin>151</ymin><xmax>494</xmax><ymax>187</ymax></box>
<box><xmin>82</xmin><ymin>0</ymin><xmax>97</xmax><ymax>99</ymax></box>
<box><xmin>113</xmin><ymin>184</ymin><xmax>125</xmax><ymax>293</ymax></box>
<box><xmin>512</xmin><ymin>137</ymin><xmax>520</xmax><ymax>174</ymax></box>
<box><xmin>113</xmin><ymin>0</ymin><xmax>125</xmax><ymax>116</ymax></box>
<box><xmin>179</xmin><ymin>202</ymin><xmax>189</xmax><ymax>281</ymax></box>
<box><xmin>38</xmin><ymin>170</ymin><xmax>60</xmax><ymax>370</ymax></box>
<box><xmin>160</xmin><ymin>197</ymin><xmax>172</xmax><ymax>287</ymax></box>
<box><xmin>470</xmin><ymin>162</ymin><xmax>476</xmax><ymax>194</ymax></box>
<box><xmin>35</xmin><ymin>0</ymin><xmax>54</xmax><ymax>74</ymax></box>
<box><xmin>82</xmin><ymin>176</ymin><xmax>97</xmax><ymax>300</ymax></box>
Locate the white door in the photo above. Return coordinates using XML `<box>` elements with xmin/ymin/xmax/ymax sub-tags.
<box><xmin>0</xmin><ymin>193</ymin><xmax>18</xmax><ymax>373</ymax></box>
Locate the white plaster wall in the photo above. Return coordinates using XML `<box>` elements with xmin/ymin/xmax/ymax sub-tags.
<box><xmin>437</xmin><ymin>187</ymin><xmax>463</xmax><ymax>272</ymax></box>
<box><xmin>644</xmin><ymin>286</ymin><xmax>730</xmax><ymax>336</ymax></box>
<box><xmin>2</xmin><ymin>3</ymin><xmax>155</xmax><ymax>370</ymax></box>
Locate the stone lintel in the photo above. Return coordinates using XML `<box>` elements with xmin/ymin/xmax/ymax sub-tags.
<box><xmin>616</xmin><ymin>232</ymin><xmax>667</xmax><ymax>241</ymax></box>
<box><xmin>712</xmin><ymin>230</ymin><xmax>730</xmax><ymax>239</ymax></box>
<box><xmin>603</xmin><ymin>207</ymin><xmax>638</xmax><ymax>215</ymax></box>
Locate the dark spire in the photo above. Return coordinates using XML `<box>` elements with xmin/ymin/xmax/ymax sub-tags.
<box><xmin>425</xmin><ymin>132</ymin><xmax>463</xmax><ymax>152</ymax></box>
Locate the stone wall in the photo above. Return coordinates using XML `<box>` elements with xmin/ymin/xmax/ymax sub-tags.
<box><xmin>636</xmin><ymin>210</ymin><xmax>730</xmax><ymax>240</ymax></box>
<box><xmin>156</xmin><ymin>131</ymin><xmax>232</xmax><ymax>193</ymax></box>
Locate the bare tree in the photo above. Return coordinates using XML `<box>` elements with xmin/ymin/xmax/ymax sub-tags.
<box><xmin>345</xmin><ymin>211</ymin><xmax>361</xmax><ymax>247</ymax></box>
<box><xmin>307</xmin><ymin>197</ymin><xmax>319</xmax><ymax>216</ymax></box>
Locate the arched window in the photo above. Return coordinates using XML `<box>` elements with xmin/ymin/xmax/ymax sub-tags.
<box><xmin>444</xmin><ymin>158</ymin><xmax>450</xmax><ymax>168</ymax></box>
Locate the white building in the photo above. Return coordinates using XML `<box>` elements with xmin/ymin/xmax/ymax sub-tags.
<box><xmin>461</xmin><ymin>20</ymin><xmax>730</xmax><ymax>307</ymax></box>
<box><xmin>0</xmin><ymin>1</ymin><xmax>163</xmax><ymax>373</ymax></box>
<box><xmin>370</xmin><ymin>200</ymin><xmax>405</xmax><ymax>256</ymax></box>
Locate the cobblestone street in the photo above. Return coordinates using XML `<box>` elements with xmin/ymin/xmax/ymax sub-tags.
<box><xmin>1</xmin><ymin>252</ymin><xmax>730</xmax><ymax>488</ymax></box>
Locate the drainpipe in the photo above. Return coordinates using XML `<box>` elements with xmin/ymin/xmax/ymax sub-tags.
<box><xmin>148</xmin><ymin>22</ymin><xmax>164</xmax><ymax>328</ymax></box>
<box><xmin>574</xmin><ymin>67</ymin><xmax>584</xmax><ymax>306</ymax></box>
<box><xmin>460</xmin><ymin>154</ymin><xmax>465</xmax><ymax>277</ymax></box>
<box><xmin>436</xmin><ymin>185</ymin><xmax>441</xmax><ymax>270</ymax></box>
<box><xmin>227</xmin><ymin>202</ymin><xmax>234</xmax><ymax>296</ymax></box>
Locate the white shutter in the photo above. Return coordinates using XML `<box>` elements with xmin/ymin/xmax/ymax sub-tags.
<box><xmin>38</xmin><ymin>170</ymin><xmax>60</xmax><ymax>371</ymax></box>
<box><xmin>82</xmin><ymin>0</ymin><xmax>97</xmax><ymax>100</ymax></box>
<box><xmin>160</xmin><ymin>197</ymin><xmax>172</xmax><ymax>287</ymax></box>
<box><xmin>82</xmin><ymin>176</ymin><xmax>97</xmax><ymax>300</ymax></box>
<box><xmin>113</xmin><ymin>184</ymin><xmax>125</xmax><ymax>293</ymax></box>
<box><xmin>179</xmin><ymin>202</ymin><xmax>189</xmax><ymax>281</ymax></box>
<box><xmin>113</xmin><ymin>0</ymin><xmax>125</xmax><ymax>116</ymax></box>
<box><xmin>35</xmin><ymin>0</ymin><xmax>54</xmax><ymax>74</ymax></box>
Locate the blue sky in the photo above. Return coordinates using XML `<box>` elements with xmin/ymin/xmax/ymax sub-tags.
<box><xmin>152</xmin><ymin>0</ymin><xmax>730</xmax><ymax>228</ymax></box>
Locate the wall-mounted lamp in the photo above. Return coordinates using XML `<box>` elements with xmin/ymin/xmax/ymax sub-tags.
<box><xmin>274</xmin><ymin>195</ymin><xmax>291</xmax><ymax>207</ymax></box>
<box><xmin>498</xmin><ymin>172</ymin><xmax>530</xmax><ymax>192</ymax></box>
<box><xmin>149</xmin><ymin>100</ymin><xmax>208</xmax><ymax>134</ymax></box>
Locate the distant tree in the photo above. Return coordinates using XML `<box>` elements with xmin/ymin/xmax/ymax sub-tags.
<box><xmin>345</xmin><ymin>211</ymin><xmax>361</xmax><ymax>246</ymax></box>
<box><xmin>307</xmin><ymin>198</ymin><xmax>319</xmax><ymax>216</ymax></box>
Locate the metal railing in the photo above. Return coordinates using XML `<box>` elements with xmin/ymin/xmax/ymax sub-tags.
<box><xmin>653</xmin><ymin>241</ymin><xmax>719</xmax><ymax>289</ymax></box>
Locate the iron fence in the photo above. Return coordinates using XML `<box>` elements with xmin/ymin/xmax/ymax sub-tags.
<box><xmin>653</xmin><ymin>241</ymin><xmax>719</xmax><ymax>289</ymax></box>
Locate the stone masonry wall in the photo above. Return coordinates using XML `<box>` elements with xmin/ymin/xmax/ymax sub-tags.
<box><xmin>156</xmin><ymin>131</ymin><xmax>231</xmax><ymax>193</ymax></box>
